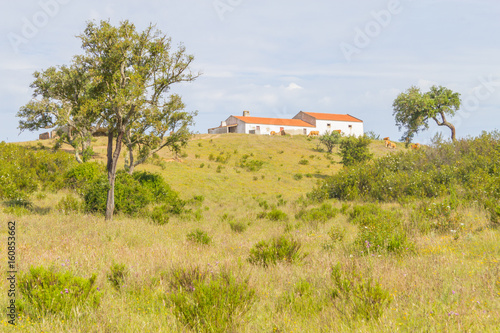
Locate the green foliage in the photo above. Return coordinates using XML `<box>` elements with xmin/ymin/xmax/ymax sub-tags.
<box><xmin>295</xmin><ymin>203</ymin><xmax>339</xmax><ymax>224</ymax></box>
<box><xmin>277</xmin><ymin>279</ymin><xmax>326</xmax><ymax>316</ymax></box>
<box><xmin>319</xmin><ymin>130</ymin><xmax>342</xmax><ymax>153</ymax></box>
<box><xmin>83</xmin><ymin>170</ymin><xmax>183</xmax><ymax>216</ymax></box>
<box><xmin>55</xmin><ymin>194</ymin><xmax>83</xmax><ymax>214</ymax></box>
<box><xmin>107</xmin><ymin>263</ymin><xmax>127</xmax><ymax>291</ymax></box>
<box><xmin>215</xmin><ymin>151</ymin><xmax>231</xmax><ymax>164</ymax></box>
<box><xmin>315</xmin><ymin>132</ymin><xmax>500</xmax><ymax>208</ymax></box>
<box><xmin>338</xmin><ymin>135</ymin><xmax>373</xmax><ymax>167</ymax></box>
<box><xmin>239</xmin><ymin>155</ymin><xmax>264</xmax><ymax>172</ymax></box>
<box><xmin>65</xmin><ymin>162</ymin><xmax>105</xmax><ymax>194</ymax></box>
<box><xmin>327</xmin><ymin>225</ymin><xmax>345</xmax><ymax>243</ymax></box>
<box><xmin>349</xmin><ymin>204</ymin><xmax>411</xmax><ymax>254</ymax></box>
<box><xmin>298</xmin><ymin>159</ymin><xmax>309</xmax><ymax>165</ymax></box>
<box><xmin>393</xmin><ymin>85</ymin><xmax>461</xmax><ymax>141</ymax></box>
<box><xmin>18</xmin><ymin>266</ymin><xmax>100</xmax><ymax>318</ymax></box>
<box><xmin>248</xmin><ymin>236</ymin><xmax>306</xmax><ymax>267</ymax></box>
<box><xmin>330</xmin><ymin>264</ymin><xmax>391</xmax><ymax>322</ymax></box>
<box><xmin>169</xmin><ymin>267</ymin><xmax>255</xmax><ymax>333</ymax></box>
<box><xmin>187</xmin><ymin>229</ymin><xmax>211</xmax><ymax>245</ymax></box>
<box><xmin>0</xmin><ymin>143</ymin><xmax>76</xmax><ymax>201</ymax></box>
<box><xmin>364</xmin><ymin>131</ymin><xmax>381</xmax><ymax>140</ymax></box>
<box><xmin>229</xmin><ymin>220</ymin><xmax>248</xmax><ymax>233</ymax></box>
<box><xmin>266</xmin><ymin>208</ymin><xmax>288</xmax><ymax>221</ymax></box>
<box><xmin>293</xmin><ymin>173</ymin><xmax>303</xmax><ymax>180</ymax></box>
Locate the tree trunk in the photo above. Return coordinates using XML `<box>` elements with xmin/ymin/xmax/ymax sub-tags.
<box><xmin>127</xmin><ymin>147</ymin><xmax>134</xmax><ymax>174</ymax></box>
<box><xmin>433</xmin><ymin>112</ymin><xmax>456</xmax><ymax>142</ymax></box>
<box><xmin>105</xmin><ymin>130</ymin><xmax>124</xmax><ymax>221</ymax></box>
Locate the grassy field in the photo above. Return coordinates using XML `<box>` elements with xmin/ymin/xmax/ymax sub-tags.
<box><xmin>1</xmin><ymin>134</ymin><xmax>499</xmax><ymax>332</ymax></box>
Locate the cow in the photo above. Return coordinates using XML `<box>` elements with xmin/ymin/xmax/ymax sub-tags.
<box><xmin>385</xmin><ymin>140</ymin><xmax>391</xmax><ymax>148</ymax></box>
<box><xmin>411</xmin><ymin>143</ymin><xmax>421</xmax><ymax>150</ymax></box>
<box><xmin>308</xmin><ymin>131</ymin><xmax>319</xmax><ymax>136</ymax></box>
<box><xmin>383</xmin><ymin>137</ymin><xmax>390</xmax><ymax>141</ymax></box>
<box><xmin>270</xmin><ymin>131</ymin><xmax>276</xmax><ymax>136</ymax></box>
<box><xmin>390</xmin><ymin>142</ymin><xmax>397</xmax><ymax>149</ymax></box>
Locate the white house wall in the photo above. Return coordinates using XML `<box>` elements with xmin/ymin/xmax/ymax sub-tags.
<box><xmin>314</xmin><ymin>120</ymin><xmax>364</xmax><ymax>137</ymax></box>
<box><xmin>243</xmin><ymin>123</ymin><xmax>310</xmax><ymax>135</ymax></box>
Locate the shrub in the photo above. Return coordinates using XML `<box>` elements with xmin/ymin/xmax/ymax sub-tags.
<box><xmin>277</xmin><ymin>279</ymin><xmax>326</xmax><ymax>316</ymax></box>
<box><xmin>248</xmin><ymin>236</ymin><xmax>306</xmax><ymax>267</ymax></box>
<box><xmin>330</xmin><ymin>263</ymin><xmax>391</xmax><ymax>322</ymax></box>
<box><xmin>239</xmin><ymin>157</ymin><xmax>264</xmax><ymax>172</ymax></box>
<box><xmin>299</xmin><ymin>159</ymin><xmax>309</xmax><ymax>165</ymax></box>
<box><xmin>149</xmin><ymin>205</ymin><xmax>170</xmax><ymax>225</ymax></box>
<box><xmin>229</xmin><ymin>220</ymin><xmax>248</xmax><ymax>233</ymax></box>
<box><xmin>55</xmin><ymin>194</ymin><xmax>82</xmax><ymax>214</ymax></box>
<box><xmin>319</xmin><ymin>130</ymin><xmax>342</xmax><ymax>153</ymax></box>
<box><xmin>65</xmin><ymin>162</ymin><xmax>105</xmax><ymax>193</ymax></box>
<box><xmin>295</xmin><ymin>203</ymin><xmax>339</xmax><ymax>224</ymax></box>
<box><xmin>187</xmin><ymin>229</ymin><xmax>211</xmax><ymax>245</ymax></box>
<box><xmin>327</xmin><ymin>225</ymin><xmax>345</xmax><ymax>242</ymax></box>
<box><xmin>267</xmin><ymin>208</ymin><xmax>288</xmax><ymax>221</ymax></box>
<box><xmin>338</xmin><ymin>135</ymin><xmax>373</xmax><ymax>167</ymax></box>
<box><xmin>169</xmin><ymin>267</ymin><xmax>255</xmax><ymax>332</ymax></box>
<box><xmin>349</xmin><ymin>204</ymin><xmax>411</xmax><ymax>254</ymax></box>
<box><xmin>83</xmin><ymin>170</ymin><xmax>183</xmax><ymax>216</ymax></box>
<box><xmin>107</xmin><ymin>263</ymin><xmax>127</xmax><ymax>291</ymax></box>
<box><xmin>18</xmin><ymin>266</ymin><xmax>100</xmax><ymax>318</ymax></box>
<box><xmin>84</xmin><ymin>172</ymin><xmax>151</xmax><ymax>215</ymax></box>
<box><xmin>293</xmin><ymin>173</ymin><xmax>303</xmax><ymax>180</ymax></box>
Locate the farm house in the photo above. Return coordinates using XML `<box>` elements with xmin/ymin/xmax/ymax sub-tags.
<box><xmin>208</xmin><ymin>111</ymin><xmax>363</xmax><ymax>136</ymax></box>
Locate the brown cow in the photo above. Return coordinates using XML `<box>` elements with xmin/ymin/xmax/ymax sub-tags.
<box><xmin>383</xmin><ymin>137</ymin><xmax>390</xmax><ymax>141</ymax></box>
<box><xmin>270</xmin><ymin>131</ymin><xmax>276</xmax><ymax>135</ymax></box>
<box><xmin>308</xmin><ymin>131</ymin><xmax>319</xmax><ymax>136</ymax></box>
<box><xmin>385</xmin><ymin>140</ymin><xmax>391</xmax><ymax>148</ymax></box>
<box><xmin>390</xmin><ymin>142</ymin><xmax>397</xmax><ymax>149</ymax></box>
<box><xmin>410</xmin><ymin>143</ymin><xmax>420</xmax><ymax>150</ymax></box>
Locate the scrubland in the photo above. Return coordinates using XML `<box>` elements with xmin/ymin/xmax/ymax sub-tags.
<box><xmin>1</xmin><ymin>133</ymin><xmax>499</xmax><ymax>332</ymax></box>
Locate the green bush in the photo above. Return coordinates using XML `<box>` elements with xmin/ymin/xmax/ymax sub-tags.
<box><xmin>314</xmin><ymin>132</ymin><xmax>500</xmax><ymax>207</ymax></box>
<box><xmin>239</xmin><ymin>157</ymin><xmax>264</xmax><ymax>172</ymax></box>
<box><xmin>277</xmin><ymin>279</ymin><xmax>326</xmax><ymax>317</ymax></box>
<box><xmin>55</xmin><ymin>194</ymin><xmax>82</xmax><ymax>214</ymax></box>
<box><xmin>299</xmin><ymin>159</ymin><xmax>309</xmax><ymax>165</ymax></box>
<box><xmin>0</xmin><ymin>143</ymin><xmax>76</xmax><ymax>201</ymax></box>
<box><xmin>18</xmin><ymin>266</ymin><xmax>100</xmax><ymax>318</ymax></box>
<box><xmin>149</xmin><ymin>204</ymin><xmax>171</xmax><ymax>225</ymax></box>
<box><xmin>187</xmin><ymin>229</ymin><xmax>211</xmax><ymax>245</ymax></box>
<box><xmin>338</xmin><ymin>135</ymin><xmax>373</xmax><ymax>167</ymax></box>
<box><xmin>295</xmin><ymin>203</ymin><xmax>339</xmax><ymax>224</ymax></box>
<box><xmin>248</xmin><ymin>236</ymin><xmax>306</xmax><ymax>267</ymax></box>
<box><xmin>84</xmin><ymin>171</ymin><xmax>151</xmax><ymax>215</ymax></box>
<box><xmin>169</xmin><ymin>267</ymin><xmax>255</xmax><ymax>332</ymax></box>
<box><xmin>267</xmin><ymin>208</ymin><xmax>288</xmax><ymax>221</ymax></box>
<box><xmin>293</xmin><ymin>173</ymin><xmax>303</xmax><ymax>180</ymax></box>
<box><xmin>330</xmin><ymin>263</ymin><xmax>391</xmax><ymax>322</ymax></box>
<box><xmin>82</xmin><ymin>170</ymin><xmax>183</xmax><ymax>216</ymax></box>
<box><xmin>349</xmin><ymin>204</ymin><xmax>411</xmax><ymax>254</ymax></box>
<box><xmin>229</xmin><ymin>220</ymin><xmax>248</xmax><ymax>233</ymax></box>
<box><xmin>65</xmin><ymin>162</ymin><xmax>105</xmax><ymax>193</ymax></box>
<box><xmin>107</xmin><ymin>263</ymin><xmax>127</xmax><ymax>291</ymax></box>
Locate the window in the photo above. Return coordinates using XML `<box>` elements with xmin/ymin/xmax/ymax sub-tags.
<box><xmin>327</xmin><ymin>123</ymin><xmax>331</xmax><ymax>128</ymax></box>
<box><xmin>348</xmin><ymin>125</ymin><xmax>352</xmax><ymax>128</ymax></box>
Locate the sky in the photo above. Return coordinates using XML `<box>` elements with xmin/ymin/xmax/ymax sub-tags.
<box><xmin>1</xmin><ymin>0</ymin><xmax>500</xmax><ymax>144</ymax></box>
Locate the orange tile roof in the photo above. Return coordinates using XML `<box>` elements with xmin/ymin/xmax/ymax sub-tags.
<box><xmin>233</xmin><ymin>116</ymin><xmax>314</xmax><ymax>127</ymax></box>
<box><xmin>303</xmin><ymin>112</ymin><xmax>363</xmax><ymax>122</ymax></box>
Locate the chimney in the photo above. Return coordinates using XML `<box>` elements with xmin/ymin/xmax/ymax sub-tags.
<box><xmin>242</xmin><ymin>110</ymin><xmax>250</xmax><ymax>117</ymax></box>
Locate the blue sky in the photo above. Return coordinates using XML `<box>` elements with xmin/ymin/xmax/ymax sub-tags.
<box><xmin>1</xmin><ymin>0</ymin><xmax>499</xmax><ymax>144</ymax></box>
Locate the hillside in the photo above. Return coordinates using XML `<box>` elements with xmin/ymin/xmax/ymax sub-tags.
<box><xmin>1</xmin><ymin>134</ymin><xmax>499</xmax><ymax>332</ymax></box>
